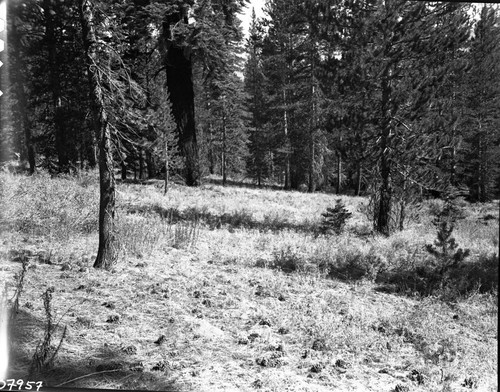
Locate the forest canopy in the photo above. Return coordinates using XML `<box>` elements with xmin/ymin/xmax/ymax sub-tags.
<box><xmin>1</xmin><ymin>0</ymin><xmax>499</xmax><ymax>238</ymax></box>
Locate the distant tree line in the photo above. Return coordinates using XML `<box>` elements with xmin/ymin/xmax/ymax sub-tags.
<box><xmin>243</xmin><ymin>1</ymin><xmax>500</xmax><ymax>234</ymax></box>
<box><xmin>0</xmin><ymin>0</ymin><xmax>499</xmax><ymax>266</ymax></box>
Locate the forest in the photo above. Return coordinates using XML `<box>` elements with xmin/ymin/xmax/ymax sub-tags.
<box><xmin>1</xmin><ymin>1</ymin><xmax>499</xmax><ymax>228</ymax></box>
<box><xmin>0</xmin><ymin>1</ymin><xmax>499</xmax><ymax>391</ymax></box>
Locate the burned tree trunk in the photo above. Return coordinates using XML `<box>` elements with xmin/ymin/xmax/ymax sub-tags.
<box><xmin>162</xmin><ymin>8</ymin><xmax>200</xmax><ymax>186</ymax></box>
<box><xmin>79</xmin><ymin>0</ymin><xmax>117</xmax><ymax>270</ymax></box>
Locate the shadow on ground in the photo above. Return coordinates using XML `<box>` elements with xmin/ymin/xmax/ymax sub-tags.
<box><xmin>203</xmin><ymin>176</ymin><xmax>285</xmax><ymax>191</ymax></box>
<box><xmin>124</xmin><ymin>204</ymin><xmax>318</xmax><ymax>234</ymax></box>
<box><xmin>7</xmin><ymin>308</ymin><xmax>186</xmax><ymax>391</ymax></box>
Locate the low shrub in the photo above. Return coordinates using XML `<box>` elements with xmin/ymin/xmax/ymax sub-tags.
<box><xmin>445</xmin><ymin>252</ymin><xmax>499</xmax><ymax>296</ymax></box>
<box><xmin>262</xmin><ymin>211</ymin><xmax>289</xmax><ymax>231</ymax></box>
<box><xmin>271</xmin><ymin>245</ymin><xmax>305</xmax><ymax>273</ymax></box>
<box><xmin>327</xmin><ymin>246</ymin><xmax>387</xmax><ymax>282</ymax></box>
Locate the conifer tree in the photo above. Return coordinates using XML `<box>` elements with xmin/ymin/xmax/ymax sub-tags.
<box><xmin>244</xmin><ymin>9</ymin><xmax>269</xmax><ymax>186</ymax></box>
<box><xmin>460</xmin><ymin>6</ymin><xmax>500</xmax><ymax>202</ymax></box>
<box><xmin>344</xmin><ymin>0</ymin><xmax>470</xmax><ymax>235</ymax></box>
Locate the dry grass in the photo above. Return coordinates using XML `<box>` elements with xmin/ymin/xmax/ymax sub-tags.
<box><xmin>0</xmin><ymin>171</ymin><xmax>498</xmax><ymax>392</ymax></box>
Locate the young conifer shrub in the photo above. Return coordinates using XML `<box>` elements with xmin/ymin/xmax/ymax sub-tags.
<box><xmin>320</xmin><ymin>199</ymin><xmax>352</xmax><ymax>235</ymax></box>
<box><xmin>425</xmin><ymin>200</ymin><xmax>470</xmax><ymax>291</ymax></box>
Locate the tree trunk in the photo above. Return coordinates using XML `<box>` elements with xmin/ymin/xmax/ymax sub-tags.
<box><xmin>222</xmin><ymin>111</ymin><xmax>227</xmax><ymax>186</ymax></box>
<box><xmin>399</xmin><ymin>174</ymin><xmax>407</xmax><ymax>231</ymax></box>
<box><xmin>308</xmin><ymin>44</ymin><xmax>316</xmax><ymax>193</ymax></box>
<box><xmin>79</xmin><ymin>0</ymin><xmax>117</xmax><ymax>270</ymax></box>
<box><xmin>355</xmin><ymin>164</ymin><xmax>362</xmax><ymax>196</ymax></box>
<box><xmin>283</xmin><ymin>89</ymin><xmax>291</xmax><ymax>190</ymax></box>
<box><xmin>138</xmin><ymin>148</ymin><xmax>144</xmax><ymax>180</ymax></box>
<box><xmin>208</xmin><ymin>124</ymin><xmax>215</xmax><ymax>175</ymax></box>
<box><xmin>376</xmin><ymin>65</ymin><xmax>393</xmax><ymax>236</ymax></box>
<box><xmin>146</xmin><ymin>149</ymin><xmax>155</xmax><ymax>178</ymax></box>
<box><xmin>163</xmin><ymin>10</ymin><xmax>199</xmax><ymax>186</ymax></box>
<box><xmin>121</xmin><ymin>161</ymin><xmax>127</xmax><ymax>180</ymax></box>
<box><xmin>43</xmin><ymin>0</ymin><xmax>69</xmax><ymax>173</ymax></box>
<box><xmin>10</xmin><ymin>18</ymin><xmax>36</xmax><ymax>174</ymax></box>
<box><xmin>164</xmin><ymin>134</ymin><xmax>169</xmax><ymax>194</ymax></box>
<box><xmin>336</xmin><ymin>153</ymin><xmax>342</xmax><ymax>195</ymax></box>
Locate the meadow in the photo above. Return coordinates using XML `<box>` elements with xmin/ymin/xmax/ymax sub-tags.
<box><xmin>0</xmin><ymin>170</ymin><xmax>498</xmax><ymax>392</ymax></box>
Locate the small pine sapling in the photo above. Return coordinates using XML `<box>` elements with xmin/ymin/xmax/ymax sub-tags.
<box><xmin>425</xmin><ymin>200</ymin><xmax>470</xmax><ymax>288</ymax></box>
<box><xmin>320</xmin><ymin>199</ymin><xmax>352</xmax><ymax>235</ymax></box>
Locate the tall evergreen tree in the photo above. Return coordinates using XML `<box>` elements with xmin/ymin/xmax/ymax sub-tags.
<box><xmin>244</xmin><ymin>9</ymin><xmax>269</xmax><ymax>186</ymax></box>
<box><xmin>342</xmin><ymin>0</ymin><xmax>471</xmax><ymax>234</ymax></box>
<box><xmin>460</xmin><ymin>6</ymin><xmax>500</xmax><ymax>202</ymax></box>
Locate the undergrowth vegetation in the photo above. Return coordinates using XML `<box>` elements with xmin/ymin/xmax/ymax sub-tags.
<box><xmin>1</xmin><ymin>170</ymin><xmax>498</xmax><ymax>392</ymax></box>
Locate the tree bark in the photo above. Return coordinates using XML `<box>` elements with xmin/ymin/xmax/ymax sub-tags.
<box><xmin>163</xmin><ymin>9</ymin><xmax>200</xmax><ymax>186</ymax></box>
<box><xmin>355</xmin><ymin>164</ymin><xmax>362</xmax><ymax>196</ymax></box>
<box><xmin>43</xmin><ymin>0</ymin><xmax>69</xmax><ymax>172</ymax></box>
<box><xmin>10</xmin><ymin>17</ymin><xmax>36</xmax><ymax>174</ymax></box>
<box><xmin>164</xmin><ymin>133</ymin><xmax>169</xmax><ymax>194</ymax></box>
<box><xmin>79</xmin><ymin>0</ymin><xmax>117</xmax><ymax>270</ymax></box>
<box><xmin>121</xmin><ymin>161</ymin><xmax>127</xmax><ymax>180</ymax></box>
<box><xmin>283</xmin><ymin>89</ymin><xmax>291</xmax><ymax>190</ymax></box>
<box><xmin>146</xmin><ymin>149</ymin><xmax>155</xmax><ymax>178</ymax></box>
<box><xmin>308</xmin><ymin>43</ymin><xmax>316</xmax><ymax>193</ymax></box>
<box><xmin>138</xmin><ymin>148</ymin><xmax>144</xmax><ymax>180</ymax></box>
<box><xmin>336</xmin><ymin>153</ymin><xmax>342</xmax><ymax>195</ymax></box>
<box><xmin>376</xmin><ymin>64</ymin><xmax>393</xmax><ymax>236</ymax></box>
<box><xmin>221</xmin><ymin>103</ymin><xmax>227</xmax><ymax>186</ymax></box>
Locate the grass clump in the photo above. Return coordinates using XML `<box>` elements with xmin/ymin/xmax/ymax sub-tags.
<box><xmin>171</xmin><ymin>219</ymin><xmax>200</xmax><ymax>250</ymax></box>
<box><xmin>271</xmin><ymin>245</ymin><xmax>305</xmax><ymax>273</ymax></box>
<box><xmin>3</xmin><ymin>171</ymin><xmax>98</xmax><ymax>238</ymax></box>
<box><xmin>327</xmin><ymin>246</ymin><xmax>387</xmax><ymax>282</ymax></box>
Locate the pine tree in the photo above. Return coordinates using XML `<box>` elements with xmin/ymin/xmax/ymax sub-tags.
<box><xmin>142</xmin><ymin>65</ymin><xmax>182</xmax><ymax>193</ymax></box>
<box><xmin>460</xmin><ymin>6</ymin><xmax>500</xmax><ymax>202</ymax></box>
<box><xmin>244</xmin><ymin>9</ymin><xmax>270</xmax><ymax>187</ymax></box>
<box><xmin>341</xmin><ymin>0</ymin><xmax>471</xmax><ymax>235</ymax></box>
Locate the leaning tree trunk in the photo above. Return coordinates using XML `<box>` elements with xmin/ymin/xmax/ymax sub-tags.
<box><xmin>79</xmin><ymin>0</ymin><xmax>117</xmax><ymax>270</ymax></box>
<box><xmin>162</xmin><ymin>10</ymin><xmax>199</xmax><ymax>186</ymax></box>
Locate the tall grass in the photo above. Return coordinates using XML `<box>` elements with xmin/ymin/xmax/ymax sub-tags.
<box><xmin>1</xmin><ymin>171</ymin><xmax>98</xmax><ymax>238</ymax></box>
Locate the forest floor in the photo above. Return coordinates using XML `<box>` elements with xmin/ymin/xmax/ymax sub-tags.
<box><xmin>0</xmin><ymin>171</ymin><xmax>498</xmax><ymax>392</ymax></box>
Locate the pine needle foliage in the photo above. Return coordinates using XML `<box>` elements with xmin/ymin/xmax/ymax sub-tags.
<box><xmin>320</xmin><ymin>199</ymin><xmax>352</xmax><ymax>235</ymax></box>
<box><xmin>425</xmin><ymin>200</ymin><xmax>470</xmax><ymax>289</ymax></box>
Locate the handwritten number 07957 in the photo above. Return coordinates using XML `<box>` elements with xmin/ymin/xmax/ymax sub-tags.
<box><xmin>0</xmin><ymin>380</ymin><xmax>43</xmax><ymax>391</ymax></box>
